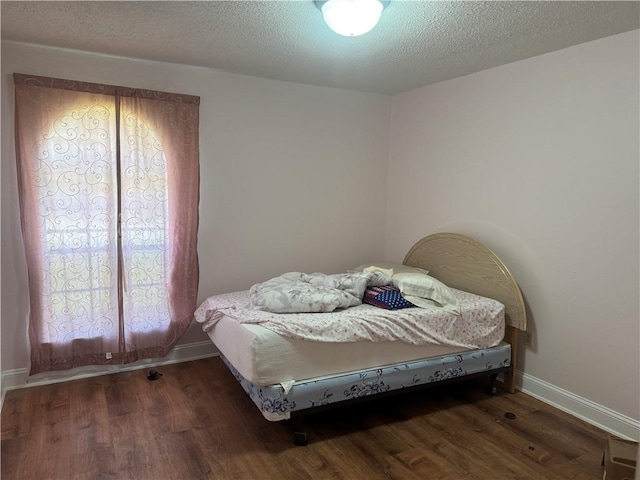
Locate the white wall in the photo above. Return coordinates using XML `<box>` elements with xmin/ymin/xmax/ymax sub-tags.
<box><xmin>1</xmin><ymin>41</ymin><xmax>391</xmax><ymax>372</ymax></box>
<box><xmin>387</xmin><ymin>30</ymin><xmax>639</xmax><ymax>420</ymax></box>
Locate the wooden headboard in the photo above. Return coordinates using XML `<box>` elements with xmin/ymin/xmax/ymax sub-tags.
<box><xmin>403</xmin><ymin>233</ymin><xmax>526</xmax><ymax>393</ymax></box>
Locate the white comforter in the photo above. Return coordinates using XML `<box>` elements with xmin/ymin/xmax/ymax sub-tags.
<box><xmin>193</xmin><ymin>288</ymin><xmax>506</xmax><ymax>349</ymax></box>
<box><xmin>249</xmin><ymin>271</ymin><xmax>379</xmax><ymax>313</ymax></box>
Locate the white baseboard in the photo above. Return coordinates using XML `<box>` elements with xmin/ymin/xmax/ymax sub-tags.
<box><xmin>516</xmin><ymin>370</ymin><xmax>640</xmax><ymax>441</ymax></box>
<box><xmin>1</xmin><ymin>340</ymin><xmax>218</xmax><ymax>410</ymax></box>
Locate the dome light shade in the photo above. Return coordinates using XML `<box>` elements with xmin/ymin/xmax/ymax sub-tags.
<box><xmin>317</xmin><ymin>0</ymin><xmax>385</xmax><ymax>37</ymax></box>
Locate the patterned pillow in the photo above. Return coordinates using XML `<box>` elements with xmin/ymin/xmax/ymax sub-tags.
<box><xmin>363</xmin><ymin>286</ymin><xmax>415</xmax><ymax>310</ymax></box>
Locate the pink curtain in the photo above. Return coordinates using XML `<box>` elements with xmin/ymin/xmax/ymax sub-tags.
<box><xmin>13</xmin><ymin>74</ymin><xmax>199</xmax><ymax>374</ymax></box>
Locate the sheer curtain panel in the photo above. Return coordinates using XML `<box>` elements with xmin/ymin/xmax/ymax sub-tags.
<box><xmin>13</xmin><ymin>73</ymin><xmax>200</xmax><ymax>375</ymax></box>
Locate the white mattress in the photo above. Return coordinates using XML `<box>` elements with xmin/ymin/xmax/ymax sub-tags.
<box><xmin>207</xmin><ymin>314</ymin><xmax>471</xmax><ymax>386</ymax></box>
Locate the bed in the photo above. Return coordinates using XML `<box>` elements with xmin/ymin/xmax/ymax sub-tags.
<box><xmin>195</xmin><ymin>233</ymin><xmax>526</xmax><ymax>445</ymax></box>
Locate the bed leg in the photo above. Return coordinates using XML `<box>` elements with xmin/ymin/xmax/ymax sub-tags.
<box><xmin>293</xmin><ymin>431</ymin><xmax>308</xmax><ymax>446</ymax></box>
<box><xmin>486</xmin><ymin>373</ymin><xmax>499</xmax><ymax>395</ymax></box>
<box><xmin>502</xmin><ymin>326</ymin><xmax>518</xmax><ymax>393</ymax></box>
<box><xmin>292</xmin><ymin>415</ymin><xmax>308</xmax><ymax>446</ymax></box>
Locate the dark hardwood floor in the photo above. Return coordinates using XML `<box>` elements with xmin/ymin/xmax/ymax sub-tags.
<box><xmin>2</xmin><ymin>356</ymin><xmax>608</xmax><ymax>479</ymax></box>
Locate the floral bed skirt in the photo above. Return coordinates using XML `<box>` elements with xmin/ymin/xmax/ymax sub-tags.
<box><xmin>220</xmin><ymin>342</ymin><xmax>511</xmax><ymax>421</ymax></box>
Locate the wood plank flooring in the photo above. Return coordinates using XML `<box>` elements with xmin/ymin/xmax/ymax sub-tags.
<box><xmin>2</xmin><ymin>356</ymin><xmax>608</xmax><ymax>479</ymax></box>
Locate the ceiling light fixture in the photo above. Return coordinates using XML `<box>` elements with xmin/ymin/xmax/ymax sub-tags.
<box><xmin>315</xmin><ymin>0</ymin><xmax>388</xmax><ymax>37</ymax></box>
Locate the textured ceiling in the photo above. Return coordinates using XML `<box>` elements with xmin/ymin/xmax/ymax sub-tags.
<box><xmin>2</xmin><ymin>1</ymin><xmax>639</xmax><ymax>94</ymax></box>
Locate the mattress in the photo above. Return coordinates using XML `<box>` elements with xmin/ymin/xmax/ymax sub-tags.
<box><xmin>207</xmin><ymin>314</ymin><xmax>474</xmax><ymax>386</ymax></box>
<box><xmin>196</xmin><ymin>288</ymin><xmax>505</xmax><ymax>348</ymax></box>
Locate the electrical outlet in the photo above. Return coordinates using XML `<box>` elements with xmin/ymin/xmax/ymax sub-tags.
<box><xmin>524</xmin><ymin>331</ymin><xmax>533</xmax><ymax>346</ymax></box>
<box><xmin>105</xmin><ymin>352</ymin><xmax>112</xmax><ymax>359</ymax></box>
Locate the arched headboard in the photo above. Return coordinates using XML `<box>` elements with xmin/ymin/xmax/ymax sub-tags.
<box><xmin>403</xmin><ymin>233</ymin><xmax>526</xmax><ymax>331</ymax></box>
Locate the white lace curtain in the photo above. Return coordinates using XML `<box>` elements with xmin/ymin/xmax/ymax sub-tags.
<box><xmin>13</xmin><ymin>73</ymin><xmax>200</xmax><ymax>375</ymax></box>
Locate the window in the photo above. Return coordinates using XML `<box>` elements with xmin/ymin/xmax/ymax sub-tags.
<box><xmin>13</xmin><ymin>74</ymin><xmax>200</xmax><ymax>375</ymax></box>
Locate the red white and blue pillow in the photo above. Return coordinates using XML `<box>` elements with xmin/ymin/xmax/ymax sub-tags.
<box><xmin>363</xmin><ymin>285</ymin><xmax>415</xmax><ymax>310</ymax></box>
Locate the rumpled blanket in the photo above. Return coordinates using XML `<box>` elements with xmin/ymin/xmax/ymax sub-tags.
<box><xmin>193</xmin><ymin>288</ymin><xmax>505</xmax><ymax>348</ymax></box>
<box><xmin>249</xmin><ymin>271</ymin><xmax>384</xmax><ymax>313</ymax></box>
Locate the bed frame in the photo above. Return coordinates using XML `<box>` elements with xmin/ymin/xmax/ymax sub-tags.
<box><xmin>218</xmin><ymin>232</ymin><xmax>526</xmax><ymax>445</ymax></box>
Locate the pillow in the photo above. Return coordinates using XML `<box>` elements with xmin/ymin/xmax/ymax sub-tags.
<box><xmin>352</xmin><ymin>262</ymin><xmax>429</xmax><ymax>276</ymax></box>
<box><xmin>363</xmin><ymin>286</ymin><xmax>415</xmax><ymax>310</ymax></box>
<box><xmin>392</xmin><ymin>272</ymin><xmax>461</xmax><ymax>314</ymax></box>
